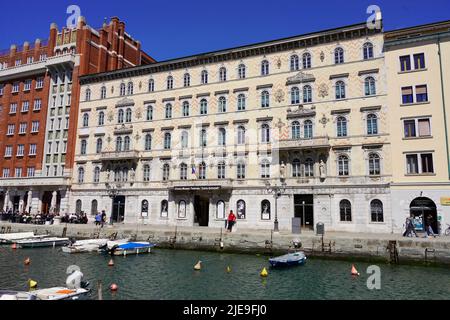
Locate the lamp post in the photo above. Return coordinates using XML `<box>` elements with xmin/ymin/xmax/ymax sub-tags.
<box><xmin>265</xmin><ymin>178</ymin><xmax>287</xmax><ymax>233</ymax></box>
<box><xmin>105</xmin><ymin>181</ymin><xmax>122</xmax><ymax>225</ymax></box>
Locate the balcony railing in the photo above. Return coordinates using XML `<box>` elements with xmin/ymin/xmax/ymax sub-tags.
<box><xmin>168</xmin><ymin>179</ymin><xmax>234</xmax><ymax>191</ymax></box>
<box><xmin>100</xmin><ymin>150</ymin><xmax>140</xmax><ymax>161</ymax></box>
<box><xmin>278</xmin><ymin>136</ymin><xmax>330</xmax><ymax>150</ymax></box>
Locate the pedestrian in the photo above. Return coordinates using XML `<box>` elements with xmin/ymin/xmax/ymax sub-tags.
<box><xmin>227</xmin><ymin>210</ymin><xmax>237</xmax><ymax>233</ymax></box>
<box><xmin>101</xmin><ymin>210</ymin><xmax>107</xmax><ymax>228</ymax></box>
<box><xmin>425</xmin><ymin>214</ymin><xmax>437</xmax><ymax>238</ymax></box>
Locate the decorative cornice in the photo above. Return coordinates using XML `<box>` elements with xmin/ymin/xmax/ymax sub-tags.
<box><xmin>115</xmin><ymin>97</ymin><xmax>135</xmax><ymax>108</ymax></box>
<box><xmin>256</xmin><ymin>117</ymin><xmax>274</xmax><ymax>122</ymax></box>
<box><xmin>286</xmin><ymin>72</ymin><xmax>316</xmax><ymax>85</ymax></box>
<box><xmin>256</xmin><ymin>84</ymin><xmax>273</xmax><ymax>90</ymax></box>
<box><xmin>233</xmin><ymin>87</ymin><xmax>249</xmax><ymax>93</ymax></box>
<box><xmin>179</xmin><ymin>95</ymin><xmax>193</xmax><ymax>100</ymax></box>
<box><xmin>96</xmin><ymin>106</ymin><xmax>107</xmax><ymax>111</ymax></box>
<box><xmin>331</xmin><ymin>109</ymin><xmax>351</xmax><ymax>115</ymax></box>
<box><xmin>214</xmin><ymin>121</ymin><xmax>229</xmax><ymax>126</ymax></box>
<box><xmin>215</xmin><ymin>90</ymin><xmax>230</xmax><ymax>96</ymax></box>
<box><xmin>360</xmin><ymin>105</ymin><xmax>382</xmax><ymax>112</ymax></box>
<box><xmin>358</xmin><ymin>69</ymin><xmax>379</xmax><ymax>76</ymax></box>
<box><xmin>196</xmin><ymin>93</ymin><xmax>211</xmax><ymax>98</ymax></box>
<box><xmin>162</xmin><ymin>97</ymin><xmax>175</xmax><ymax>102</ymax></box>
<box><xmin>329</xmin><ymin>73</ymin><xmax>349</xmax><ymax>80</ymax></box>
<box><xmin>233</xmin><ymin>119</ymin><xmax>250</xmax><ymax>124</ymax></box>
<box><xmin>144</xmin><ymin>100</ymin><xmax>156</xmax><ymax>104</ymax></box>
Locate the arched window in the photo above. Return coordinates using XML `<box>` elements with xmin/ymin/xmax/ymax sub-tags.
<box><xmin>200</xmin><ymin>129</ymin><xmax>207</xmax><ymax>147</ymax></box>
<box><xmin>336</xmin><ymin>81</ymin><xmax>346</xmax><ymax>99</ymax></box>
<box><xmin>167</xmin><ymin>76</ymin><xmax>173</xmax><ymax>90</ymax></box>
<box><xmin>337</xmin><ymin>116</ymin><xmax>348</xmax><ymax>137</ymax></box>
<box><xmin>100</xmin><ymin>86</ymin><xmax>107</xmax><ymax>99</ymax></box>
<box><xmin>181</xmin><ymin>131</ymin><xmax>189</xmax><ymax>148</ymax></box>
<box><xmin>148</xmin><ymin>79</ymin><xmax>155</xmax><ymax>92</ymax></box>
<box><xmin>162</xmin><ymin>164</ymin><xmax>170</xmax><ymax>181</ymax></box>
<box><xmin>237</xmin><ymin>126</ymin><xmax>246</xmax><ymax>145</ymax></box>
<box><xmin>292</xmin><ymin>121</ymin><xmax>301</xmax><ymax>139</ymax></box>
<box><xmin>80</xmin><ymin>140</ymin><xmax>87</xmax><ymax>155</ymax></box>
<box><xmin>120</xmin><ymin>83</ymin><xmax>126</xmax><ymax>96</ymax></box>
<box><xmin>125</xmin><ymin>108</ymin><xmax>132</xmax><ymax>123</ymax></box>
<box><xmin>335</xmin><ymin>47</ymin><xmax>344</xmax><ymax>64</ymax></box>
<box><xmin>118</xmin><ymin>109</ymin><xmax>124</xmax><ymax>124</ymax></box>
<box><xmin>98</xmin><ymin>111</ymin><xmax>105</xmax><ymax>126</ymax></box>
<box><xmin>237</xmin><ymin>94</ymin><xmax>246</xmax><ymax>111</ymax></box>
<box><xmin>116</xmin><ymin>137</ymin><xmax>123</xmax><ymax>152</ymax></box>
<box><xmin>93</xmin><ymin>167</ymin><xmax>100</xmax><ymax>183</ymax></box>
<box><xmin>290</xmin><ymin>55</ymin><xmax>299</xmax><ymax>71</ymax></box>
<box><xmin>165</xmin><ymin>104</ymin><xmax>172</xmax><ymax>119</ymax></box>
<box><xmin>184</xmin><ymin>73</ymin><xmax>191</xmax><ymax>87</ymax></box>
<box><xmin>292</xmin><ymin>159</ymin><xmax>301</xmax><ymax>177</ymax></box>
<box><xmin>304</xmin><ymin>158</ymin><xmax>314</xmax><ymax>177</ymax></box>
<box><xmin>363</xmin><ymin>42</ymin><xmax>374</xmax><ymax>60</ymax></box>
<box><xmin>200</xmin><ymin>99</ymin><xmax>208</xmax><ymax>115</ymax></box>
<box><xmin>182</xmin><ymin>101</ymin><xmax>190</xmax><ymax>117</ymax></box>
<box><xmin>238</xmin><ymin>64</ymin><xmax>246</xmax><ymax>79</ymax></box>
<box><xmin>365</xmin><ymin>76</ymin><xmax>376</xmax><ymax>96</ymax></box>
<box><xmin>340</xmin><ymin>200</ymin><xmax>352</xmax><ymax>221</ymax></box>
<box><xmin>368</xmin><ymin>153</ymin><xmax>381</xmax><ymax>175</ymax></box>
<box><xmin>216</xmin><ymin>200</ymin><xmax>225</xmax><ymax>219</ymax></box>
<box><xmin>180</xmin><ymin>163</ymin><xmax>188</xmax><ymax>180</ymax></box>
<box><xmin>75</xmin><ymin>200</ymin><xmax>82</xmax><ymax>215</ymax></box>
<box><xmin>261</xmin><ymin>200</ymin><xmax>271</xmax><ymax>220</ymax></box>
<box><xmin>370</xmin><ymin>199</ymin><xmax>384</xmax><ymax>222</ymax></box>
<box><xmin>124</xmin><ymin>136</ymin><xmax>131</xmax><ymax>151</ymax></box>
<box><xmin>127</xmin><ymin>82</ymin><xmax>134</xmax><ymax>95</ymax></box>
<box><xmin>218</xmin><ymin>128</ymin><xmax>226</xmax><ymax>146</ymax></box>
<box><xmin>302</xmin><ymin>52</ymin><xmax>312</xmax><ymax>69</ymax></box>
<box><xmin>303</xmin><ymin>85</ymin><xmax>312</xmax><ymax>103</ymax></box>
<box><xmin>219</xmin><ymin>67</ymin><xmax>227</xmax><ymax>82</ymax></box>
<box><xmin>199</xmin><ymin>162</ymin><xmax>206</xmax><ymax>180</ymax></box>
<box><xmin>261</xmin><ymin>60</ymin><xmax>269</xmax><ymax>76</ymax></box>
<box><xmin>237</xmin><ymin>161</ymin><xmax>246</xmax><ymax>179</ymax></box>
<box><xmin>82</xmin><ymin>113</ymin><xmax>89</xmax><ymax>127</ymax></box>
<box><xmin>261</xmin><ymin>159</ymin><xmax>271</xmax><ymax>178</ymax></box>
<box><xmin>164</xmin><ymin>132</ymin><xmax>171</xmax><ymax>150</ymax></box>
<box><xmin>217</xmin><ymin>161</ymin><xmax>226</xmax><ymax>179</ymax></box>
<box><xmin>201</xmin><ymin>70</ymin><xmax>208</xmax><ymax>84</ymax></box>
<box><xmin>261</xmin><ymin>91</ymin><xmax>270</xmax><ymax>108</ymax></box>
<box><xmin>261</xmin><ymin>123</ymin><xmax>270</xmax><ymax>143</ymax></box>
<box><xmin>178</xmin><ymin>200</ymin><xmax>187</xmax><ymax>219</ymax></box>
<box><xmin>304</xmin><ymin>120</ymin><xmax>313</xmax><ymax>139</ymax></box>
<box><xmin>146</xmin><ymin>105</ymin><xmax>153</xmax><ymax>121</ymax></box>
<box><xmin>367</xmin><ymin>113</ymin><xmax>378</xmax><ymax>135</ymax></box>
<box><xmin>96</xmin><ymin>138</ymin><xmax>103</xmax><ymax>154</ymax></box>
<box><xmin>78</xmin><ymin>167</ymin><xmax>84</xmax><ymax>183</ymax></box>
<box><xmin>237</xmin><ymin>200</ymin><xmax>246</xmax><ymax>219</ymax></box>
<box><xmin>91</xmin><ymin>199</ymin><xmax>98</xmax><ymax>216</ymax></box>
<box><xmin>145</xmin><ymin>134</ymin><xmax>152</xmax><ymax>151</ymax></box>
<box><xmin>85</xmin><ymin>89</ymin><xmax>91</xmax><ymax>101</ymax></box>
<box><xmin>143</xmin><ymin>165</ymin><xmax>151</xmax><ymax>182</ymax></box>
<box><xmin>291</xmin><ymin>87</ymin><xmax>300</xmax><ymax>104</ymax></box>
<box><xmin>161</xmin><ymin>200</ymin><xmax>168</xmax><ymax>217</ymax></box>
<box><xmin>338</xmin><ymin>155</ymin><xmax>349</xmax><ymax>176</ymax></box>
<box><xmin>218</xmin><ymin>96</ymin><xmax>227</xmax><ymax>113</ymax></box>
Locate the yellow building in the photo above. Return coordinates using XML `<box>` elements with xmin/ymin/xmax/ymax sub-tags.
<box><xmin>385</xmin><ymin>21</ymin><xmax>450</xmax><ymax>234</ymax></box>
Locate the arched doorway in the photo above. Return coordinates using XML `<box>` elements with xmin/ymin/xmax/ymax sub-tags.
<box><xmin>410</xmin><ymin>197</ymin><xmax>438</xmax><ymax>233</ymax></box>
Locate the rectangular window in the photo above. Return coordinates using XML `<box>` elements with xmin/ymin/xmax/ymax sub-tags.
<box><xmin>404</xmin><ymin>120</ymin><xmax>416</xmax><ymax>138</ymax></box>
<box><xmin>10</xmin><ymin>103</ymin><xmax>17</xmax><ymax>114</ymax></box>
<box><xmin>0</xmin><ymin>84</ymin><xmax>4</xmax><ymax>95</ymax></box>
<box><xmin>413</xmin><ymin>53</ymin><xmax>426</xmax><ymax>70</ymax></box>
<box><xmin>12</xmin><ymin>82</ymin><xmax>19</xmax><ymax>93</ymax></box>
<box><xmin>421</xmin><ymin>153</ymin><xmax>434</xmax><ymax>173</ymax></box>
<box><xmin>17</xmin><ymin>145</ymin><xmax>24</xmax><ymax>156</ymax></box>
<box><xmin>416</xmin><ymin>85</ymin><xmax>428</xmax><ymax>102</ymax></box>
<box><xmin>418</xmin><ymin>119</ymin><xmax>431</xmax><ymax>137</ymax></box>
<box><xmin>15</xmin><ymin>59</ymin><xmax>21</xmax><ymax>66</ymax></box>
<box><xmin>400</xmin><ymin>55</ymin><xmax>411</xmax><ymax>72</ymax></box>
<box><xmin>39</xmin><ymin>54</ymin><xmax>47</xmax><ymax>61</ymax></box>
<box><xmin>36</xmin><ymin>77</ymin><xmax>44</xmax><ymax>89</ymax></box>
<box><xmin>24</xmin><ymin>79</ymin><xmax>32</xmax><ymax>91</ymax></box>
<box><xmin>27</xmin><ymin>167</ymin><xmax>35</xmax><ymax>177</ymax></box>
<box><xmin>7</xmin><ymin>124</ymin><xmax>15</xmax><ymax>136</ymax></box>
<box><xmin>5</xmin><ymin>146</ymin><xmax>13</xmax><ymax>157</ymax></box>
<box><xmin>15</xmin><ymin>168</ymin><xmax>22</xmax><ymax>178</ymax></box>
<box><xmin>22</xmin><ymin>101</ymin><xmax>29</xmax><ymax>112</ymax></box>
<box><xmin>406</xmin><ymin>154</ymin><xmax>419</xmax><ymax>174</ymax></box>
<box><xmin>401</xmin><ymin>86</ymin><xmax>414</xmax><ymax>104</ymax></box>
<box><xmin>27</xmin><ymin>56</ymin><xmax>34</xmax><ymax>64</ymax></box>
<box><xmin>34</xmin><ymin>99</ymin><xmax>42</xmax><ymax>111</ymax></box>
<box><xmin>19</xmin><ymin>123</ymin><xmax>27</xmax><ymax>134</ymax></box>
<box><xmin>31</xmin><ymin>121</ymin><xmax>39</xmax><ymax>133</ymax></box>
<box><xmin>29</xmin><ymin>144</ymin><xmax>37</xmax><ymax>156</ymax></box>
<box><xmin>3</xmin><ymin>168</ymin><xmax>10</xmax><ymax>178</ymax></box>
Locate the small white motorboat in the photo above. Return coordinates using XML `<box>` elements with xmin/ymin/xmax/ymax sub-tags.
<box><xmin>62</xmin><ymin>239</ymin><xmax>109</xmax><ymax>254</ymax></box>
<box><xmin>0</xmin><ymin>232</ymin><xmax>35</xmax><ymax>244</ymax></box>
<box><xmin>0</xmin><ymin>290</ymin><xmax>37</xmax><ymax>300</ymax></box>
<box><xmin>110</xmin><ymin>242</ymin><xmax>156</xmax><ymax>256</ymax></box>
<box><xmin>31</xmin><ymin>287</ymin><xmax>90</xmax><ymax>300</ymax></box>
<box><xmin>16</xmin><ymin>237</ymin><xmax>70</xmax><ymax>248</ymax></box>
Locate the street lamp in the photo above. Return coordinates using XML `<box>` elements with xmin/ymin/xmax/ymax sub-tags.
<box><xmin>105</xmin><ymin>181</ymin><xmax>122</xmax><ymax>225</ymax></box>
<box><xmin>265</xmin><ymin>178</ymin><xmax>287</xmax><ymax>233</ymax></box>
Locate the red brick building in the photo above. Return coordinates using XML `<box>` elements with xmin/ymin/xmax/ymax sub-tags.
<box><xmin>0</xmin><ymin>16</ymin><xmax>154</xmax><ymax>214</ymax></box>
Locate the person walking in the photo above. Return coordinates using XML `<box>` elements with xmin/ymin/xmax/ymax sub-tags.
<box><xmin>425</xmin><ymin>214</ymin><xmax>437</xmax><ymax>238</ymax></box>
<box><xmin>227</xmin><ymin>210</ymin><xmax>237</xmax><ymax>233</ymax></box>
<box><xmin>101</xmin><ymin>210</ymin><xmax>107</xmax><ymax>228</ymax></box>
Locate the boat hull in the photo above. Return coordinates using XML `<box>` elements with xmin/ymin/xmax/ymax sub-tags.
<box><xmin>269</xmin><ymin>252</ymin><xmax>307</xmax><ymax>268</ymax></box>
<box><xmin>17</xmin><ymin>238</ymin><xmax>70</xmax><ymax>248</ymax></box>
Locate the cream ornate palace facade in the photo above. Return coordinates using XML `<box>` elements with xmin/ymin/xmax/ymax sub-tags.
<box><xmin>71</xmin><ymin>21</ymin><xmax>395</xmax><ymax>233</ymax></box>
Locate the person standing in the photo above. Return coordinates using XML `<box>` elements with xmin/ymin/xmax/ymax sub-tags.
<box><xmin>101</xmin><ymin>210</ymin><xmax>107</xmax><ymax>228</ymax></box>
<box><xmin>227</xmin><ymin>210</ymin><xmax>237</xmax><ymax>233</ymax></box>
<box><xmin>425</xmin><ymin>214</ymin><xmax>437</xmax><ymax>238</ymax></box>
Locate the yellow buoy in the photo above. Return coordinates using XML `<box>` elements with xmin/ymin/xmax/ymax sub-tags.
<box><xmin>226</xmin><ymin>266</ymin><xmax>232</xmax><ymax>273</ymax></box>
<box><xmin>194</xmin><ymin>261</ymin><xmax>202</xmax><ymax>271</ymax></box>
<box><xmin>28</xmin><ymin>279</ymin><xmax>38</xmax><ymax>289</ymax></box>
<box><xmin>260</xmin><ymin>268</ymin><xmax>268</xmax><ymax>277</ymax></box>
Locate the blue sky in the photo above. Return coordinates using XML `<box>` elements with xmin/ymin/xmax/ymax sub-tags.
<box><xmin>0</xmin><ymin>0</ymin><xmax>449</xmax><ymax>61</ymax></box>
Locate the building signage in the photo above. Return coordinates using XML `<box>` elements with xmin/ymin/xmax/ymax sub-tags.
<box><xmin>440</xmin><ymin>197</ymin><xmax>450</xmax><ymax>206</ymax></box>
<box><xmin>173</xmin><ymin>186</ymin><xmax>221</xmax><ymax>191</ymax></box>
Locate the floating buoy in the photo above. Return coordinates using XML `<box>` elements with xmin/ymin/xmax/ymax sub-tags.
<box><xmin>226</xmin><ymin>266</ymin><xmax>232</xmax><ymax>273</ymax></box>
<box><xmin>28</xmin><ymin>279</ymin><xmax>38</xmax><ymax>289</ymax></box>
<box><xmin>351</xmin><ymin>264</ymin><xmax>360</xmax><ymax>276</ymax></box>
<box><xmin>108</xmin><ymin>259</ymin><xmax>115</xmax><ymax>267</ymax></box>
<box><xmin>194</xmin><ymin>261</ymin><xmax>202</xmax><ymax>271</ymax></box>
<box><xmin>24</xmin><ymin>258</ymin><xmax>31</xmax><ymax>265</ymax></box>
<box><xmin>110</xmin><ymin>283</ymin><xmax>118</xmax><ymax>291</ymax></box>
<box><xmin>11</xmin><ymin>243</ymin><xmax>17</xmax><ymax>250</ymax></box>
<box><xmin>260</xmin><ymin>268</ymin><xmax>268</xmax><ymax>277</ymax></box>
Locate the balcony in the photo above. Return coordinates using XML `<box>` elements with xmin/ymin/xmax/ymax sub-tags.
<box><xmin>0</xmin><ymin>176</ymin><xmax>71</xmax><ymax>188</ymax></box>
<box><xmin>278</xmin><ymin>136</ymin><xmax>330</xmax><ymax>150</ymax></box>
<box><xmin>100</xmin><ymin>150</ymin><xmax>140</xmax><ymax>161</ymax></box>
<box><xmin>0</xmin><ymin>60</ymin><xmax>47</xmax><ymax>81</ymax></box>
<box><xmin>168</xmin><ymin>179</ymin><xmax>234</xmax><ymax>191</ymax></box>
<box><xmin>45</xmin><ymin>54</ymin><xmax>78</xmax><ymax>70</ymax></box>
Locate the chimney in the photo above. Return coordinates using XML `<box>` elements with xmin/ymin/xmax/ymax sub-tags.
<box><xmin>77</xmin><ymin>16</ymin><xmax>86</xmax><ymax>29</ymax></box>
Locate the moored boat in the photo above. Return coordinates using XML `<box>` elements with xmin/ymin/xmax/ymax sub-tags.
<box><xmin>0</xmin><ymin>232</ymin><xmax>35</xmax><ymax>244</ymax></box>
<box><xmin>15</xmin><ymin>237</ymin><xmax>70</xmax><ymax>248</ymax></box>
<box><xmin>269</xmin><ymin>251</ymin><xmax>307</xmax><ymax>268</ymax></box>
<box><xmin>62</xmin><ymin>239</ymin><xmax>109</xmax><ymax>254</ymax></box>
<box><xmin>0</xmin><ymin>287</ymin><xmax>89</xmax><ymax>300</ymax></box>
<box><xmin>110</xmin><ymin>242</ymin><xmax>156</xmax><ymax>256</ymax></box>
<box><xmin>0</xmin><ymin>290</ymin><xmax>37</xmax><ymax>300</ymax></box>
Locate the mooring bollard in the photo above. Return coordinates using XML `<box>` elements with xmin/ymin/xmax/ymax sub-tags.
<box><xmin>97</xmin><ymin>280</ymin><xmax>103</xmax><ymax>300</ymax></box>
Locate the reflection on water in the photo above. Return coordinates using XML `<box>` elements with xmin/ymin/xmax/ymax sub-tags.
<box><xmin>0</xmin><ymin>246</ymin><xmax>449</xmax><ymax>300</ymax></box>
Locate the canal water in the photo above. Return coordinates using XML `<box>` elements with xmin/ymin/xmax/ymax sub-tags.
<box><xmin>0</xmin><ymin>246</ymin><xmax>449</xmax><ymax>300</ymax></box>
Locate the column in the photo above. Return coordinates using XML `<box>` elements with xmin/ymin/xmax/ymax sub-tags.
<box><xmin>26</xmin><ymin>191</ymin><xmax>32</xmax><ymax>213</ymax></box>
<box><xmin>19</xmin><ymin>193</ymin><xmax>25</xmax><ymax>213</ymax></box>
<box><xmin>51</xmin><ymin>191</ymin><xmax>57</xmax><ymax>214</ymax></box>
<box><xmin>3</xmin><ymin>189</ymin><xmax>9</xmax><ymax>212</ymax></box>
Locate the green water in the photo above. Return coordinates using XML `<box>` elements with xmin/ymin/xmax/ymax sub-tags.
<box><xmin>0</xmin><ymin>246</ymin><xmax>449</xmax><ymax>300</ymax></box>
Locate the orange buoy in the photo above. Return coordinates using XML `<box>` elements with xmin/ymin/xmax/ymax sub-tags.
<box><xmin>11</xmin><ymin>243</ymin><xmax>17</xmax><ymax>250</ymax></box>
<box><xmin>24</xmin><ymin>258</ymin><xmax>31</xmax><ymax>265</ymax></box>
<box><xmin>351</xmin><ymin>264</ymin><xmax>360</xmax><ymax>276</ymax></box>
<box><xmin>108</xmin><ymin>259</ymin><xmax>115</xmax><ymax>267</ymax></box>
<box><xmin>110</xmin><ymin>283</ymin><xmax>118</xmax><ymax>291</ymax></box>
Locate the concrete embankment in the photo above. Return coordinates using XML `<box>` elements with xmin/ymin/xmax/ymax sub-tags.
<box><xmin>2</xmin><ymin>222</ymin><xmax>450</xmax><ymax>266</ymax></box>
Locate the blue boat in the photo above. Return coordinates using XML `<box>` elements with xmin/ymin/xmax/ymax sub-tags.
<box><xmin>110</xmin><ymin>242</ymin><xmax>156</xmax><ymax>256</ymax></box>
<box><xmin>269</xmin><ymin>251</ymin><xmax>307</xmax><ymax>268</ymax></box>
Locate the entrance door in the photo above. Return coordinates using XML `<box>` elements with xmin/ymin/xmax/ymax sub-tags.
<box><xmin>294</xmin><ymin>195</ymin><xmax>314</xmax><ymax>230</ymax></box>
<box><xmin>13</xmin><ymin>196</ymin><xmax>20</xmax><ymax>213</ymax></box>
<box><xmin>410</xmin><ymin>197</ymin><xmax>438</xmax><ymax>233</ymax></box>
<box><xmin>194</xmin><ymin>195</ymin><xmax>209</xmax><ymax>227</ymax></box>
<box><xmin>112</xmin><ymin>196</ymin><xmax>126</xmax><ymax>223</ymax></box>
